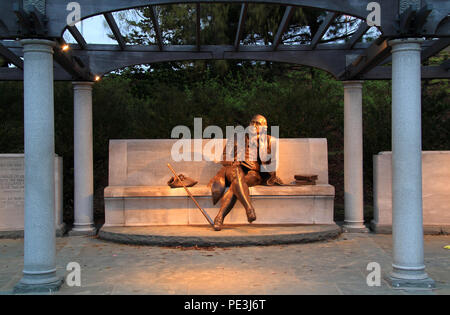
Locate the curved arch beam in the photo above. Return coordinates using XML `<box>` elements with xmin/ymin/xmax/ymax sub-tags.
<box><xmin>435</xmin><ymin>16</ymin><xmax>450</xmax><ymax>36</ymax></box>
<box><xmin>425</xmin><ymin>0</ymin><xmax>450</xmax><ymax>36</ymax></box>
<box><xmin>46</xmin><ymin>0</ymin><xmax>396</xmax><ymax>37</ymax></box>
<box><xmin>74</xmin><ymin>44</ymin><xmax>365</xmax><ymax>78</ymax></box>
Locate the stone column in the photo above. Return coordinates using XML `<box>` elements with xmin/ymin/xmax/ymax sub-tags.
<box><xmin>71</xmin><ymin>82</ymin><xmax>95</xmax><ymax>235</ymax></box>
<box><xmin>15</xmin><ymin>39</ymin><xmax>62</xmax><ymax>293</ymax></box>
<box><xmin>343</xmin><ymin>81</ymin><xmax>367</xmax><ymax>232</ymax></box>
<box><xmin>389</xmin><ymin>38</ymin><xmax>434</xmax><ymax>288</ymax></box>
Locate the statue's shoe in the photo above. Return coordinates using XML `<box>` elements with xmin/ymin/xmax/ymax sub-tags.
<box><xmin>246</xmin><ymin>208</ymin><xmax>256</xmax><ymax>223</ymax></box>
<box><xmin>213</xmin><ymin>217</ymin><xmax>223</xmax><ymax>231</ymax></box>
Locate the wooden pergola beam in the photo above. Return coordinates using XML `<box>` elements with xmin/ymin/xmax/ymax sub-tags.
<box><xmin>343</xmin><ymin>39</ymin><xmax>391</xmax><ymax>79</ymax></box>
<box><xmin>67</xmin><ymin>25</ymin><xmax>88</xmax><ymax>50</ymax></box>
<box><xmin>363</xmin><ymin>65</ymin><xmax>450</xmax><ymax>80</ymax></box>
<box><xmin>0</xmin><ymin>42</ymin><xmax>23</xmax><ymax>69</ymax></box>
<box><xmin>310</xmin><ymin>12</ymin><xmax>338</xmax><ymax>49</ymax></box>
<box><xmin>234</xmin><ymin>3</ymin><xmax>248</xmax><ymax>51</ymax></box>
<box><xmin>273</xmin><ymin>6</ymin><xmax>295</xmax><ymax>51</ymax></box>
<box><xmin>0</xmin><ymin>66</ymin><xmax>74</xmax><ymax>81</ymax></box>
<box><xmin>345</xmin><ymin>22</ymin><xmax>369</xmax><ymax>49</ymax></box>
<box><xmin>441</xmin><ymin>59</ymin><xmax>450</xmax><ymax>71</ymax></box>
<box><xmin>53</xmin><ymin>47</ymin><xmax>93</xmax><ymax>81</ymax></box>
<box><xmin>104</xmin><ymin>12</ymin><xmax>127</xmax><ymax>50</ymax></box>
<box><xmin>149</xmin><ymin>6</ymin><xmax>163</xmax><ymax>51</ymax></box>
<box><xmin>421</xmin><ymin>38</ymin><xmax>450</xmax><ymax>62</ymax></box>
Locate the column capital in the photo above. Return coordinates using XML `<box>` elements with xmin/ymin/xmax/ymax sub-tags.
<box><xmin>73</xmin><ymin>81</ymin><xmax>95</xmax><ymax>90</ymax></box>
<box><xmin>388</xmin><ymin>38</ymin><xmax>423</xmax><ymax>53</ymax></box>
<box><xmin>343</xmin><ymin>80</ymin><xmax>364</xmax><ymax>89</ymax></box>
<box><xmin>20</xmin><ymin>39</ymin><xmax>56</xmax><ymax>54</ymax></box>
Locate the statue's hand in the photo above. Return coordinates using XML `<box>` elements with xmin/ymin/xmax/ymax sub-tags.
<box><xmin>232</xmin><ymin>161</ymin><xmax>241</xmax><ymax>167</ymax></box>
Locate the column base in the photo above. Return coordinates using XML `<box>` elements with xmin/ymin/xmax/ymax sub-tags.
<box><xmin>343</xmin><ymin>221</ymin><xmax>369</xmax><ymax>233</ymax></box>
<box><xmin>389</xmin><ymin>265</ymin><xmax>435</xmax><ymax>290</ymax></box>
<box><xmin>69</xmin><ymin>224</ymin><xmax>97</xmax><ymax>236</ymax></box>
<box><xmin>56</xmin><ymin>223</ymin><xmax>67</xmax><ymax>237</ymax></box>
<box><xmin>370</xmin><ymin>221</ymin><xmax>392</xmax><ymax>234</ymax></box>
<box><xmin>14</xmin><ymin>277</ymin><xmax>63</xmax><ymax>294</ymax></box>
<box><xmin>0</xmin><ymin>224</ymin><xmax>67</xmax><ymax>239</ymax></box>
<box><xmin>389</xmin><ymin>275</ymin><xmax>435</xmax><ymax>290</ymax></box>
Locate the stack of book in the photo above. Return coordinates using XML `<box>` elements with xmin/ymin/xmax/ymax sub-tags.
<box><xmin>293</xmin><ymin>174</ymin><xmax>318</xmax><ymax>185</ymax></box>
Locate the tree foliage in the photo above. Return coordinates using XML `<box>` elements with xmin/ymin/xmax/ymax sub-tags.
<box><xmin>1</xmin><ymin>62</ymin><xmax>448</xmax><ymax>223</ymax></box>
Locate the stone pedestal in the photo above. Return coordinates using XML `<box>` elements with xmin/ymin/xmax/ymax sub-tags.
<box><xmin>14</xmin><ymin>39</ymin><xmax>62</xmax><ymax>293</ymax></box>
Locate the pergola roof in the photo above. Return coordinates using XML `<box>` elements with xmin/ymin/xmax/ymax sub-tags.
<box><xmin>0</xmin><ymin>0</ymin><xmax>449</xmax><ymax>81</ymax></box>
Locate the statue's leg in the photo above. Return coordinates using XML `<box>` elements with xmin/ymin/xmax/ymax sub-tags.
<box><xmin>230</xmin><ymin>166</ymin><xmax>257</xmax><ymax>223</ymax></box>
<box><xmin>245</xmin><ymin>170</ymin><xmax>263</xmax><ymax>187</ymax></box>
<box><xmin>209</xmin><ymin>167</ymin><xmax>226</xmax><ymax>205</ymax></box>
<box><xmin>213</xmin><ymin>188</ymin><xmax>237</xmax><ymax>231</ymax></box>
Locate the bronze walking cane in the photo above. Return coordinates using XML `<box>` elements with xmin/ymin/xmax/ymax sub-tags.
<box><xmin>167</xmin><ymin>163</ymin><xmax>214</xmax><ymax>226</ymax></box>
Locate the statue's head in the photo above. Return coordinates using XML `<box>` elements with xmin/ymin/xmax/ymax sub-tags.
<box><xmin>250</xmin><ymin>114</ymin><xmax>267</xmax><ymax>128</ymax></box>
<box><xmin>249</xmin><ymin>114</ymin><xmax>268</xmax><ymax>140</ymax></box>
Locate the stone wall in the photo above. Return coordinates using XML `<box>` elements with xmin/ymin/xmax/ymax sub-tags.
<box><xmin>372</xmin><ymin>151</ymin><xmax>450</xmax><ymax>233</ymax></box>
<box><xmin>0</xmin><ymin>154</ymin><xmax>63</xmax><ymax>234</ymax></box>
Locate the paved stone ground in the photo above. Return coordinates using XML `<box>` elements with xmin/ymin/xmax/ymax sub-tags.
<box><xmin>0</xmin><ymin>233</ymin><xmax>448</xmax><ymax>295</ymax></box>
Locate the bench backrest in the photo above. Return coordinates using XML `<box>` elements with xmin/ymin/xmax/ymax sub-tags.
<box><xmin>108</xmin><ymin>139</ymin><xmax>329</xmax><ymax>186</ymax></box>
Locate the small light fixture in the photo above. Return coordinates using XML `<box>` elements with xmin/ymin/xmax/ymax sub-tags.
<box><xmin>94</xmin><ymin>75</ymin><xmax>101</xmax><ymax>82</ymax></box>
<box><xmin>61</xmin><ymin>44</ymin><xmax>70</xmax><ymax>52</ymax></box>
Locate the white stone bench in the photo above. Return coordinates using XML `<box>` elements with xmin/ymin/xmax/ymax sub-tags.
<box><xmin>104</xmin><ymin>139</ymin><xmax>335</xmax><ymax>226</ymax></box>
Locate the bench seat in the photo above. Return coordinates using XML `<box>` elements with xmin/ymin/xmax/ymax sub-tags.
<box><xmin>104</xmin><ymin>184</ymin><xmax>335</xmax><ymax>227</ymax></box>
<box><xmin>105</xmin><ymin>184</ymin><xmax>335</xmax><ymax>198</ymax></box>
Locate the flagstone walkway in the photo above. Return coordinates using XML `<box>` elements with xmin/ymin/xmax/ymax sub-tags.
<box><xmin>0</xmin><ymin>233</ymin><xmax>448</xmax><ymax>295</ymax></box>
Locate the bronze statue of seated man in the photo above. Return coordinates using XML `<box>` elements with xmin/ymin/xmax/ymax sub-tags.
<box><xmin>208</xmin><ymin>114</ymin><xmax>282</xmax><ymax>231</ymax></box>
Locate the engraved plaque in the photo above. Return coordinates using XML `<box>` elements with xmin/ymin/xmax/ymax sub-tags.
<box><xmin>0</xmin><ymin>154</ymin><xmax>63</xmax><ymax>231</ymax></box>
<box><xmin>0</xmin><ymin>156</ymin><xmax>25</xmax><ymax>230</ymax></box>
